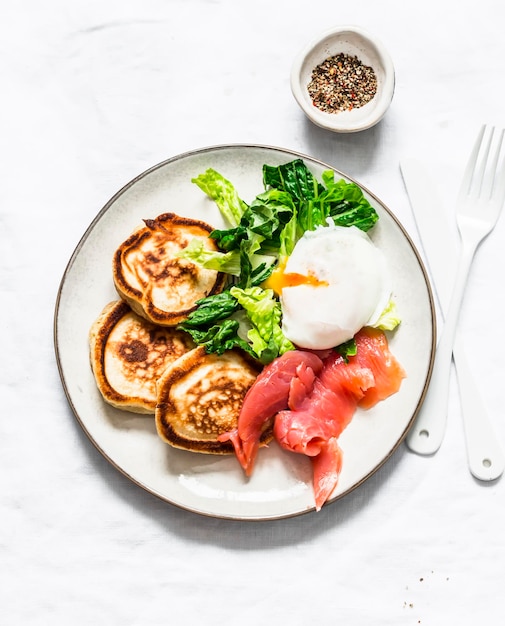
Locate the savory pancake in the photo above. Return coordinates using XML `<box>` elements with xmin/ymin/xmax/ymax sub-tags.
<box><xmin>112</xmin><ymin>213</ymin><xmax>226</xmax><ymax>326</ymax></box>
<box><xmin>89</xmin><ymin>300</ymin><xmax>195</xmax><ymax>413</ymax></box>
<box><xmin>155</xmin><ymin>347</ymin><xmax>271</xmax><ymax>454</ymax></box>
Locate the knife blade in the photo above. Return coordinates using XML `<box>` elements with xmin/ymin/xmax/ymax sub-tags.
<box><xmin>400</xmin><ymin>157</ymin><xmax>505</xmax><ymax>480</ymax></box>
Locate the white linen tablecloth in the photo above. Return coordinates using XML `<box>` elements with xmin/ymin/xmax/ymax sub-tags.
<box><xmin>2</xmin><ymin>1</ymin><xmax>505</xmax><ymax>624</ymax></box>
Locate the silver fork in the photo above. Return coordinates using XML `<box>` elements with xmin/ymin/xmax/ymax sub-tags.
<box><xmin>407</xmin><ymin>125</ymin><xmax>505</xmax><ymax>455</ymax></box>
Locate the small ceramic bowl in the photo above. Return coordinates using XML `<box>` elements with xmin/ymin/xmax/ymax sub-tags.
<box><xmin>291</xmin><ymin>25</ymin><xmax>395</xmax><ymax>133</ymax></box>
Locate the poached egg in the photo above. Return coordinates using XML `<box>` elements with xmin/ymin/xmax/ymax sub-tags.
<box><xmin>270</xmin><ymin>223</ymin><xmax>391</xmax><ymax>350</ymax></box>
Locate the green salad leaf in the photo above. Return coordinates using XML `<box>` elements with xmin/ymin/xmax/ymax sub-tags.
<box><xmin>178</xmin><ymin>158</ymin><xmax>391</xmax><ymax>364</ymax></box>
<box><xmin>372</xmin><ymin>299</ymin><xmax>401</xmax><ymax>331</ymax></box>
<box><xmin>335</xmin><ymin>338</ymin><xmax>358</xmax><ymax>363</ymax></box>
<box><xmin>178</xmin><ymin>291</ymin><xmax>240</xmax><ymax>329</ymax></box>
<box><xmin>178</xmin><ymin>239</ymin><xmax>241</xmax><ymax>275</ymax></box>
<box><xmin>263</xmin><ymin>159</ymin><xmax>322</xmax><ymax>204</ymax></box>
<box><xmin>191</xmin><ymin>168</ymin><xmax>248</xmax><ymax>227</ymax></box>
<box><xmin>179</xmin><ymin>287</ymin><xmax>294</xmax><ymax>364</ymax></box>
<box><xmin>230</xmin><ymin>286</ymin><xmax>294</xmax><ymax>363</ymax></box>
<box><xmin>179</xmin><ymin>319</ymin><xmax>253</xmax><ymax>356</ymax></box>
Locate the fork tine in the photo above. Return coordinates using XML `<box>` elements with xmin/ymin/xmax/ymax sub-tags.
<box><xmin>482</xmin><ymin>127</ymin><xmax>505</xmax><ymax>201</ymax></box>
<box><xmin>458</xmin><ymin>125</ymin><xmax>505</xmax><ymax>216</ymax></box>
<box><xmin>459</xmin><ymin>124</ymin><xmax>486</xmax><ymax>199</ymax></box>
<box><xmin>490</xmin><ymin>129</ymin><xmax>505</xmax><ymax>209</ymax></box>
<box><xmin>476</xmin><ymin>126</ymin><xmax>495</xmax><ymax>198</ymax></box>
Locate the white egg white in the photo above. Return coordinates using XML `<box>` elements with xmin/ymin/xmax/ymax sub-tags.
<box><xmin>280</xmin><ymin>224</ymin><xmax>391</xmax><ymax>350</ymax></box>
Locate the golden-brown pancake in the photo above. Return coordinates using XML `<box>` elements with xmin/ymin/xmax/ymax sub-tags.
<box><xmin>155</xmin><ymin>346</ymin><xmax>271</xmax><ymax>454</ymax></box>
<box><xmin>89</xmin><ymin>300</ymin><xmax>195</xmax><ymax>413</ymax></box>
<box><xmin>112</xmin><ymin>213</ymin><xmax>225</xmax><ymax>326</ymax></box>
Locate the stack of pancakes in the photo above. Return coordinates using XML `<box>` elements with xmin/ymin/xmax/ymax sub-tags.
<box><xmin>90</xmin><ymin>213</ymin><xmax>267</xmax><ymax>454</ymax></box>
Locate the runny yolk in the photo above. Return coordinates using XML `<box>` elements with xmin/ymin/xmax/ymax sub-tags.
<box><xmin>264</xmin><ymin>258</ymin><xmax>329</xmax><ymax>296</ymax></box>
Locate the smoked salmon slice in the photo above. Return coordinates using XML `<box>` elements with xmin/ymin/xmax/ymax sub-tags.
<box><xmin>354</xmin><ymin>327</ymin><xmax>407</xmax><ymax>409</ymax></box>
<box><xmin>276</xmin><ymin>328</ymin><xmax>405</xmax><ymax>509</ymax></box>
<box><xmin>274</xmin><ymin>349</ymin><xmax>375</xmax><ymax>510</ymax></box>
<box><xmin>223</xmin><ymin>327</ymin><xmax>405</xmax><ymax>510</ymax></box>
<box><xmin>218</xmin><ymin>350</ymin><xmax>323</xmax><ymax>475</ymax></box>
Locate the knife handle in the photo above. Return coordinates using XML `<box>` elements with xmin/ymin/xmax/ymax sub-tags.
<box><xmin>405</xmin><ymin>331</ymin><xmax>453</xmax><ymax>455</ymax></box>
<box><xmin>406</xmin><ymin>236</ymin><xmax>477</xmax><ymax>454</ymax></box>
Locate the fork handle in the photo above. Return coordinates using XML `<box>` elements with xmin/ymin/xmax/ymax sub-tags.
<box><xmin>454</xmin><ymin>337</ymin><xmax>505</xmax><ymax>480</ymax></box>
<box><xmin>406</xmin><ymin>237</ymin><xmax>478</xmax><ymax>455</ymax></box>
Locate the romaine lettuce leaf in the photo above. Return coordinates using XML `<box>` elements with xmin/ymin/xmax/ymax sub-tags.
<box><xmin>178</xmin><ymin>239</ymin><xmax>241</xmax><ymax>275</ymax></box>
<box><xmin>229</xmin><ymin>286</ymin><xmax>294</xmax><ymax>363</ymax></box>
<box><xmin>191</xmin><ymin>168</ymin><xmax>248</xmax><ymax>227</ymax></box>
<box><xmin>372</xmin><ymin>299</ymin><xmax>401</xmax><ymax>331</ymax></box>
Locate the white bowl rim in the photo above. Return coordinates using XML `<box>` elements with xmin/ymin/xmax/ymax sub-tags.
<box><xmin>291</xmin><ymin>24</ymin><xmax>395</xmax><ymax>133</ymax></box>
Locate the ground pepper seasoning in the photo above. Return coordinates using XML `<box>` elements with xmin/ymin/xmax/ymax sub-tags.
<box><xmin>307</xmin><ymin>53</ymin><xmax>377</xmax><ymax>113</ymax></box>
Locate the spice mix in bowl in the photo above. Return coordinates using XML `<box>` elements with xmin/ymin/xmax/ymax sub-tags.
<box><xmin>291</xmin><ymin>25</ymin><xmax>395</xmax><ymax>133</ymax></box>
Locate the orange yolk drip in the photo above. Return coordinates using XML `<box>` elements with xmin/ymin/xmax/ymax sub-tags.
<box><xmin>265</xmin><ymin>259</ymin><xmax>329</xmax><ymax>296</ymax></box>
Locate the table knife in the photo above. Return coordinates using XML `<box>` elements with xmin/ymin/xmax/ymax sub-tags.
<box><xmin>400</xmin><ymin>157</ymin><xmax>505</xmax><ymax>480</ymax></box>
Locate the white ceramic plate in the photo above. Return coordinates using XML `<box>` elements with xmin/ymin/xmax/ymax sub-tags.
<box><xmin>54</xmin><ymin>145</ymin><xmax>436</xmax><ymax>521</ymax></box>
